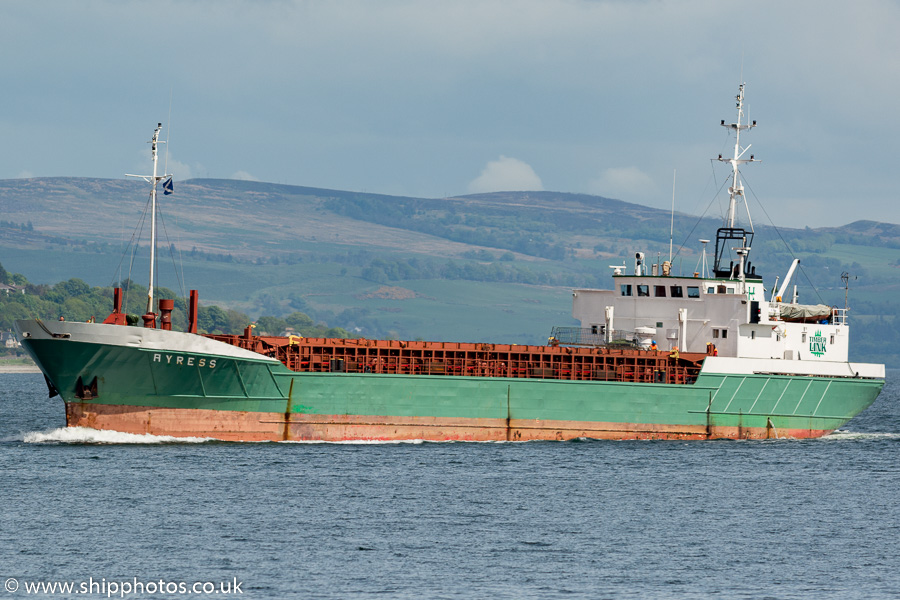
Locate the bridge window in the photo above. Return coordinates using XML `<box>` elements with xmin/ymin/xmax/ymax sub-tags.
<box><xmin>670</xmin><ymin>285</ymin><xmax>684</xmax><ymax>298</ymax></box>
<box><xmin>621</xmin><ymin>284</ymin><xmax>632</xmax><ymax>296</ymax></box>
<box><xmin>654</xmin><ymin>285</ymin><xmax>666</xmax><ymax>297</ymax></box>
<box><xmin>637</xmin><ymin>285</ymin><xmax>650</xmax><ymax>297</ymax></box>
<box><xmin>707</xmin><ymin>286</ymin><xmax>715</xmax><ymax>294</ymax></box>
<box><xmin>687</xmin><ymin>286</ymin><xmax>700</xmax><ymax>298</ymax></box>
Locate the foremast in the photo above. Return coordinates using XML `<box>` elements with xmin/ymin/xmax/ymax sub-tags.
<box><xmin>125</xmin><ymin>123</ymin><xmax>171</xmax><ymax>325</ymax></box>
<box><xmin>713</xmin><ymin>84</ymin><xmax>759</xmax><ymax>279</ymax></box>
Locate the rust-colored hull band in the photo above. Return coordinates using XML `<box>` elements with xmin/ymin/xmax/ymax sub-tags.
<box><xmin>65</xmin><ymin>402</ymin><xmax>833</xmax><ymax>442</ymax></box>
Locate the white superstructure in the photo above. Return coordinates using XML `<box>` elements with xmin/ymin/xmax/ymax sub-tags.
<box><xmin>572</xmin><ymin>269</ymin><xmax>846</xmax><ymax>362</ymax></box>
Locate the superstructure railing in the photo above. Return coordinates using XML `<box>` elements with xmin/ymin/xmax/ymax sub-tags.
<box><xmin>548</xmin><ymin>326</ymin><xmax>636</xmax><ymax>347</ymax></box>
<box><xmin>831</xmin><ymin>308</ymin><xmax>848</xmax><ymax>326</ymax></box>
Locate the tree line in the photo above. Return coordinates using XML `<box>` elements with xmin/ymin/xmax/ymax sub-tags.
<box><xmin>0</xmin><ymin>263</ymin><xmax>348</xmax><ymax>351</ymax></box>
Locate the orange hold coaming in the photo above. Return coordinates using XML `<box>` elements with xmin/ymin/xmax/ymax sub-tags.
<box><xmin>206</xmin><ymin>334</ymin><xmax>706</xmax><ymax>384</ymax></box>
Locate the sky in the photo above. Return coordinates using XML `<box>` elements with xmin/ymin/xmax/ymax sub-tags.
<box><xmin>2</xmin><ymin>0</ymin><xmax>899</xmax><ymax>228</ymax></box>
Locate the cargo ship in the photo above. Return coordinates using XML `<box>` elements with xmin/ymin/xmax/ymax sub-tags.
<box><xmin>16</xmin><ymin>86</ymin><xmax>884</xmax><ymax>441</ymax></box>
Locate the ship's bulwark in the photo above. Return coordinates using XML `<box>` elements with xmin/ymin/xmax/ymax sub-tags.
<box><xmin>17</xmin><ymin>321</ymin><xmax>883</xmax><ymax>442</ymax></box>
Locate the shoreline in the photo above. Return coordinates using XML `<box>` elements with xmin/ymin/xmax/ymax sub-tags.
<box><xmin>0</xmin><ymin>364</ymin><xmax>41</xmax><ymax>373</ymax></box>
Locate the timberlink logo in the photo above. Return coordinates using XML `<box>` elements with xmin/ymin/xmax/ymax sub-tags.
<box><xmin>809</xmin><ymin>330</ymin><xmax>827</xmax><ymax>357</ymax></box>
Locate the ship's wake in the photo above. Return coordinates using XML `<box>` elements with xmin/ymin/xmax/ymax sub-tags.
<box><xmin>18</xmin><ymin>427</ymin><xmax>897</xmax><ymax>444</ymax></box>
<box><xmin>821</xmin><ymin>430</ymin><xmax>900</xmax><ymax>442</ymax></box>
<box><xmin>22</xmin><ymin>427</ymin><xmax>213</xmax><ymax>444</ymax></box>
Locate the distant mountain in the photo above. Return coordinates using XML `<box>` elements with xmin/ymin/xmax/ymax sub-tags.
<box><xmin>3</xmin><ymin>176</ymin><xmax>898</xmax><ymax>257</ymax></box>
<box><xmin>0</xmin><ymin>177</ymin><xmax>698</xmax><ymax>259</ymax></box>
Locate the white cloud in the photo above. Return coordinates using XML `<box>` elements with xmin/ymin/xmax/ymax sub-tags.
<box><xmin>163</xmin><ymin>156</ymin><xmax>195</xmax><ymax>180</ymax></box>
<box><xmin>589</xmin><ymin>167</ymin><xmax>656</xmax><ymax>201</ymax></box>
<box><xmin>467</xmin><ymin>156</ymin><xmax>543</xmax><ymax>194</ymax></box>
<box><xmin>16</xmin><ymin>170</ymin><xmax>34</xmax><ymax>179</ymax></box>
<box><xmin>231</xmin><ymin>170</ymin><xmax>258</xmax><ymax>181</ymax></box>
<box><xmin>135</xmin><ymin>149</ymin><xmax>201</xmax><ymax>181</ymax></box>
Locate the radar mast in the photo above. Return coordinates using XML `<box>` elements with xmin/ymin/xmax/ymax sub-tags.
<box><xmin>713</xmin><ymin>84</ymin><xmax>760</xmax><ymax>279</ymax></box>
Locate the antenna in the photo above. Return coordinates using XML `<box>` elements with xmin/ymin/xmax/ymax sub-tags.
<box><xmin>164</xmin><ymin>89</ymin><xmax>173</xmax><ymax>176</ymax></box>
<box><xmin>669</xmin><ymin>169</ymin><xmax>676</xmax><ymax>262</ymax></box>
<box><xmin>717</xmin><ymin>83</ymin><xmax>758</xmax><ymax>229</ymax></box>
<box><xmin>841</xmin><ymin>271</ymin><xmax>857</xmax><ymax>311</ymax></box>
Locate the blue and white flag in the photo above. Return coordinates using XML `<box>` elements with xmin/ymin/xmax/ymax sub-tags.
<box><xmin>163</xmin><ymin>177</ymin><xmax>174</xmax><ymax>195</ymax></box>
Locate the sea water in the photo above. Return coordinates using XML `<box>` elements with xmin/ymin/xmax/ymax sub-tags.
<box><xmin>1</xmin><ymin>372</ymin><xmax>897</xmax><ymax>599</ymax></box>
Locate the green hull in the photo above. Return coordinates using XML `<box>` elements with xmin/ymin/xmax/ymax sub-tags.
<box><xmin>17</xmin><ymin>321</ymin><xmax>884</xmax><ymax>441</ymax></box>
